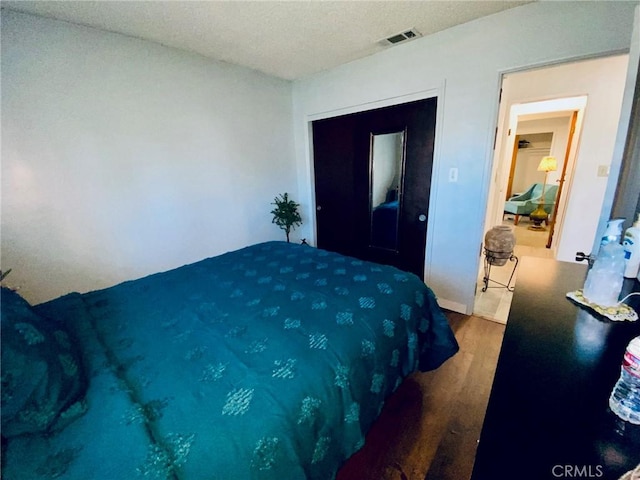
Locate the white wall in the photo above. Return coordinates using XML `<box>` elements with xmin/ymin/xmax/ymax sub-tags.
<box><xmin>597</xmin><ymin>5</ymin><xmax>640</xmax><ymax>254</ymax></box>
<box><xmin>1</xmin><ymin>11</ymin><xmax>296</xmax><ymax>304</ymax></box>
<box><xmin>292</xmin><ymin>1</ymin><xmax>638</xmax><ymax>313</ymax></box>
<box><xmin>514</xmin><ymin>124</ymin><xmax>567</xmax><ymax>191</ymax></box>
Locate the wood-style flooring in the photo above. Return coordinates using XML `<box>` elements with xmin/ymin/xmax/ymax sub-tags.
<box><xmin>337</xmin><ymin>311</ymin><xmax>506</xmax><ymax>480</ymax></box>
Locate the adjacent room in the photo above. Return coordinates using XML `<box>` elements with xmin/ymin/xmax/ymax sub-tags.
<box><xmin>2</xmin><ymin>2</ymin><xmax>639</xmax><ymax>479</ymax></box>
<box><xmin>474</xmin><ymin>56</ymin><xmax>630</xmax><ymax>324</ymax></box>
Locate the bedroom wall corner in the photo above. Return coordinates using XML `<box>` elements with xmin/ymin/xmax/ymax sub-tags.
<box><xmin>1</xmin><ymin>10</ymin><xmax>297</xmax><ymax>304</ymax></box>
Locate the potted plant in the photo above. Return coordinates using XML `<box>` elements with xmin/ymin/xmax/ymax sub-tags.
<box><xmin>271</xmin><ymin>193</ymin><xmax>302</xmax><ymax>243</ymax></box>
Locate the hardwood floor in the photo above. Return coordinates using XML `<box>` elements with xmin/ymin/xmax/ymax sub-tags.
<box><xmin>337</xmin><ymin>311</ymin><xmax>506</xmax><ymax>480</ymax></box>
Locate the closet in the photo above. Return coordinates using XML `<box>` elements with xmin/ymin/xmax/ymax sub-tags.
<box><xmin>312</xmin><ymin>97</ymin><xmax>437</xmax><ymax>278</ymax></box>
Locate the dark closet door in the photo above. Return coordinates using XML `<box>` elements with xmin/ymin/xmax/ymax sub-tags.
<box><xmin>312</xmin><ymin>97</ymin><xmax>437</xmax><ymax>278</ymax></box>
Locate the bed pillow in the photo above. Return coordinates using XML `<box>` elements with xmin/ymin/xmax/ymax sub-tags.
<box><xmin>1</xmin><ymin>287</ymin><xmax>87</xmax><ymax>438</ymax></box>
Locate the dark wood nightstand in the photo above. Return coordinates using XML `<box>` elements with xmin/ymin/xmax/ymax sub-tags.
<box><xmin>471</xmin><ymin>257</ymin><xmax>640</xmax><ymax>480</ymax></box>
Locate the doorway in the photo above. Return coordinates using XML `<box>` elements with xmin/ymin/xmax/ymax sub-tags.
<box><xmin>503</xmin><ymin>104</ymin><xmax>583</xmax><ymax>250</ymax></box>
<box><xmin>474</xmin><ymin>54</ymin><xmax>630</xmax><ymax>323</ymax></box>
<box><xmin>505</xmin><ymin>131</ymin><xmax>554</xmax><ymax>249</ymax></box>
<box><xmin>496</xmin><ymin>97</ymin><xmax>587</xmax><ymax>254</ymax></box>
<box><xmin>476</xmin><ymin>96</ymin><xmax>587</xmax><ymax>323</ymax></box>
<box><xmin>312</xmin><ymin>97</ymin><xmax>437</xmax><ymax>278</ymax></box>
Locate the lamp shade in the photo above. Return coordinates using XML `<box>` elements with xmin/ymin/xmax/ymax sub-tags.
<box><xmin>537</xmin><ymin>156</ymin><xmax>557</xmax><ymax>172</ymax></box>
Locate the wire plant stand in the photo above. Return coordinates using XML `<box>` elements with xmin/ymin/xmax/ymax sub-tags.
<box><xmin>482</xmin><ymin>248</ymin><xmax>519</xmax><ymax>292</ymax></box>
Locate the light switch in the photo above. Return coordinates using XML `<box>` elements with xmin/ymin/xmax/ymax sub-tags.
<box><xmin>597</xmin><ymin>165</ymin><xmax>610</xmax><ymax>177</ymax></box>
<box><xmin>449</xmin><ymin>167</ymin><xmax>458</xmax><ymax>182</ymax></box>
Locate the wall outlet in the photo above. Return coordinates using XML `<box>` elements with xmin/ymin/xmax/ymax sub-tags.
<box><xmin>597</xmin><ymin>165</ymin><xmax>610</xmax><ymax>177</ymax></box>
<box><xmin>449</xmin><ymin>167</ymin><xmax>458</xmax><ymax>182</ymax></box>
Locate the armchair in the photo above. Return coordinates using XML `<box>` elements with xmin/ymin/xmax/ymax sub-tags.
<box><xmin>504</xmin><ymin>183</ymin><xmax>558</xmax><ymax>225</ymax></box>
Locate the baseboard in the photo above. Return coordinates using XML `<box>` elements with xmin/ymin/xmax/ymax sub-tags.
<box><xmin>437</xmin><ymin>298</ymin><xmax>469</xmax><ymax>315</ymax></box>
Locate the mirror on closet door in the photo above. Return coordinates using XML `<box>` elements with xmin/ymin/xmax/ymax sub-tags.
<box><xmin>369</xmin><ymin>129</ymin><xmax>406</xmax><ymax>252</ymax></box>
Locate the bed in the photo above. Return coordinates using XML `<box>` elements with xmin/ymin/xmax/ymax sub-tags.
<box><xmin>1</xmin><ymin>241</ymin><xmax>458</xmax><ymax>480</ymax></box>
<box><xmin>370</xmin><ymin>200</ymin><xmax>399</xmax><ymax>250</ymax></box>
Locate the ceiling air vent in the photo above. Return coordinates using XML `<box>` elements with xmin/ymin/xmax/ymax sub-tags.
<box><xmin>380</xmin><ymin>28</ymin><xmax>422</xmax><ymax>46</ymax></box>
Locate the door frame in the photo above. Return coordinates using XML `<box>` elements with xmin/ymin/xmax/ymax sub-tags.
<box><xmin>546</xmin><ymin>111</ymin><xmax>578</xmax><ymax>249</ymax></box>
<box><xmin>493</xmin><ymin>96</ymin><xmax>588</xmax><ymax>253</ymax></box>
<box><xmin>305</xmin><ymin>86</ymin><xmax>444</xmax><ymax>282</ymax></box>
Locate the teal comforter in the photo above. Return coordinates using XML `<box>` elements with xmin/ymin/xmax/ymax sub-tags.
<box><xmin>2</xmin><ymin>242</ymin><xmax>458</xmax><ymax>479</ymax></box>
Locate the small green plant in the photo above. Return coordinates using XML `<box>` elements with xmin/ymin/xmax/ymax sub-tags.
<box><xmin>271</xmin><ymin>193</ymin><xmax>302</xmax><ymax>243</ymax></box>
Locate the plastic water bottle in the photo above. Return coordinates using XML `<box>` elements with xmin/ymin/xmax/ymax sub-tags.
<box><xmin>609</xmin><ymin>336</ymin><xmax>640</xmax><ymax>424</ymax></box>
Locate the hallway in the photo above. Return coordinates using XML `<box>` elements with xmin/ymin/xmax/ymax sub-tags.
<box><xmin>473</xmin><ymin>216</ymin><xmax>555</xmax><ymax>323</ymax></box>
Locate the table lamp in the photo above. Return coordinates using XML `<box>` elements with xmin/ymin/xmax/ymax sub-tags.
<box><xmin>529</xmin><ymin>156</ymin><xmax>557</xmax><ymax>230</ymax></box>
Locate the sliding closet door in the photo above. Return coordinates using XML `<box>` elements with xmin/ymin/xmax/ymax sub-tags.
<box><xmin>312</xmin><ymin>97</ymin><xmax>437</xmax><ymax>278</ymax></box>
<box><xmin>312</xmin><ymin>113</ymin><xmax>362</xmax><ymax>258</ymax></box>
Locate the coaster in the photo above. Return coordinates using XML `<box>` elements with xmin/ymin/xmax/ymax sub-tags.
<box><xmin>566</xmin><ymin>290</ymin><xmax>638</xmax><ymax>322</ymax></box>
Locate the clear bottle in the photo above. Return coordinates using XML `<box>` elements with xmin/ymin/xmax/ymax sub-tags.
<box><xmin>582</xmin><ymin>242</ymin><xmax>626</xmax><ymax>306</ymax></box>
<box><xmin>609</xmin><ymin>336</ymin><xmax>640</xmax><ymax>424</ymax></box>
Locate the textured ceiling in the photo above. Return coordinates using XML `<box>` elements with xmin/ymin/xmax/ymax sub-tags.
<box><xmin>2</xmin><ymin>1</ymin><xmax>533</xmax><ymax>80</ymax></box>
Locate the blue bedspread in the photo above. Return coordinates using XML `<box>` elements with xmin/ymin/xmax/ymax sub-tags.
<box><xmin>3</xmin><ymin>241</ymin><xmax>458</xmax><ymax>479</ymax></box>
